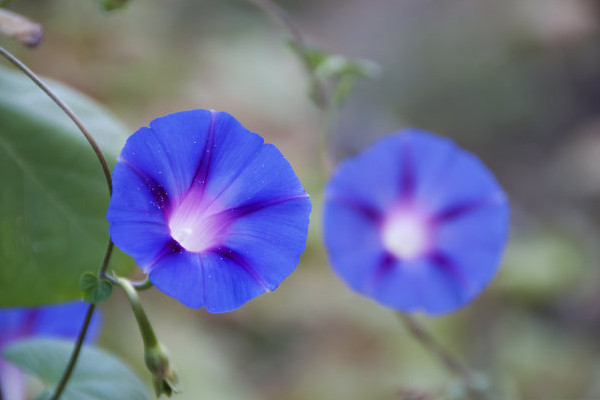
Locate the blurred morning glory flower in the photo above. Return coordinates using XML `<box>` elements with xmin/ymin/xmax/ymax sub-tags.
<box><xmin>107</xmin><ymin>110</ymin><xmax>311</xmax><ymax>313</ymax></box>
<box><xmin>0</xmin><ymin>301</ymin><xmax>100</xmax><ymax>400</ymax></box>
<box><xmin>323</xmin><ymin>130</ymin><xmax>509</xmax><ymax>315</ymax></box>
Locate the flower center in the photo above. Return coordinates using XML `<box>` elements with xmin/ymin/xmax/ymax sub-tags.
<box><xmin>168</xmin><ymin>190</ymin><xmax>223</xmax><ymax>253</ymax></box>
<box><xmin>382</xmin><ymin>209</ymin><xmax>431</xmax><ymax>260</ymax></box>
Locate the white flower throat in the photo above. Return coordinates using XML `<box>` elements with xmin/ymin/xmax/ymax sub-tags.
<box><xmin>382</xmin><ymin>209</ymin><xmax>431</xmax><ymax>260</ymax></box>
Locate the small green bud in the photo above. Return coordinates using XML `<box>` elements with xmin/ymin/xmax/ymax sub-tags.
<box><xmin>144</xmin><ymin>342</ymin><xmax>181</xmax><ymax>397</ymax></box>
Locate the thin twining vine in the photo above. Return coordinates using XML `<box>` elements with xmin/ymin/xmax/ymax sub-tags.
<box><xmin>398</xmin><ymin>313</ymin><xmax>490</xmax><ymax>400</ymax></box>
<box><xmin>0</xmin><ymin>47</ymin><xmax>112</xmax><ymax>193</ymax></box>
<box><xmin>0</xmin><ymin>46</ymin><xmax>129</xmax><ymax>400</ymax></box>
<box><xmin>248</xmin><ymin>0</ymin><xmax>379</xmax><ymax>171</ymax></box>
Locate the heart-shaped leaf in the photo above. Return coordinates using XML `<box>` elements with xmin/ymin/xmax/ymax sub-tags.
<box><xmin>0</xmin><ymin>64</ymin><xmax>132</xmax><ymax>306</ymax></box>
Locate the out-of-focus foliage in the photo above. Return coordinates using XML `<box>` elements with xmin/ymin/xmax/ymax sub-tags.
<box><xmin>97</xmin><ymin>0</ymin><xmax>130</xmax><ymax>12</ymax></box>
<box><xmin>2</xmin><ymin>0</ymin><xmax>600</xmax><ymax>399</ymax></box>
<box><xmin>0</xmin><ymin>65</ymin><xmax>132</xmax><ymax>306</ymax></box>
<box><xmin>3</xmin><ymin>339</ymin><xmax>150</xmax><ymax>400</ymax></box>
<box><xmin>288</xmin><ymin>41</ymin><xmax>380</xmax><ymax>108</ymax></box>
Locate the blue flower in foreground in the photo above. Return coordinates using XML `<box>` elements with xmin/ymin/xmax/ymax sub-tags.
<box><xmin>0</xmin><ymin>301</ymin><xmax>100</xmax><ymax>400</ymax></box>
<box><xmin>323</xmin><ymin>130</ymin><xmax>509</xmax><ymax>315</ymax></box>
<box><xmin>107</xmin><ymin>110</ymin><xmax>311</xmax><ymax>313</ymax></box>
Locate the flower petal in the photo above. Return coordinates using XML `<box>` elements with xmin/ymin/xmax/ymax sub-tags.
<box><xmin>323</xmin><ymin>200</ymin><xmax>387</xmax><ymax>291</ymax></box>
<box><xmin>107</xmin><ymin>161</ymin><xmax>170</xmax><ymax>225</ymax></box>
<box><xmin>434</xmin><ymin>202</ymin><xmax>510</xmax><ymax>288</ymax></box>
<box><xmin>31</xmin><ymin>301</ymin><xmax>101</xmax><ymax>342</ymax></box>
<box><xmin>200</xmin><ymin>250</ymin><xmax>270</xmax><ymax>313</ymax></box>
<box><xmin>366</xmin><ymin>258</ymin><xmax>426</xmax><ymax>313</ymax></box>
<box><xmin>109</xmin><ymin>110</ymin><xmax>311</xmax><ymax>312</ymax></box>
<box><xmin>411</xmin><ymin>137</ymin><xmax>505</xmax><ymax>214</ymax></box>
<box><xmin>323</xmin><ymin>129</ymin><xmax>509</xmax><ymax>315</ymax></box>
<box><xmin>148</xmin><ymin>252</ymin><xmax>204</xmax><ymax>308</ymax></box>
<box><xmin>223</xmin><ymin>198</ymin><xmax>311</xmax><ymax>289</ymax></box>
<box><xmin>199</xmin><ymin>112</ymin><xmax>265</xmax><ymax>200</ymax></box>
<box><xmin>413</xmin><ymin>257</ymin><xmax>471</xmax><ymax>315</ymax></box>
<box><xmin>108</xmin><ymin>220</ymin><xmax>173</xmax><ymax>269</ymax></box>
<box><xmin>325</xmin><ymin>135</ymin><xmax>406</xmax><ymax>214</ymax></box>
<box><xmin>121</xmin><ymin>110</ymin><xmax>212</xmax><ymax>203</ymax></box>
<box><xmin>209</xmin><ymin>143</ymin><xmax>309</xmax><ymax>212</ymax></box>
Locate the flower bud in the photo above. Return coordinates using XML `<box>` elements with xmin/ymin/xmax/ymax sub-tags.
<box><xmin>144</xmin><ymin>342</ymin><xmax>181</xmax><ymax>397</ymax></box>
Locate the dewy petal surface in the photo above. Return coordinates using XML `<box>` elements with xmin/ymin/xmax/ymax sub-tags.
<box><xmin>323</xmin><ymin>130</ymin><xmax>509</xmax><ymax>315</ymax></box>
<box><xmin>107</xmin><ymin>110</ymin><xmax>311</xmax><ymax>312</ymax></box>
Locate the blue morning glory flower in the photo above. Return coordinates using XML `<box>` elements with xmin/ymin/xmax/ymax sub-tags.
<box><xmin>323</xmin><ymin>130</ymin><xmax>509</xmax><ymax>315</ymax></box>
<box><xmin>0</xmin><ymin>301</ymin><xmax>100</xmax><ymax>400</ymax></box>
<box><xmin>107</xmin><ymin>110</ymin><xmax>311</xmax><ymax>313</ymax></box>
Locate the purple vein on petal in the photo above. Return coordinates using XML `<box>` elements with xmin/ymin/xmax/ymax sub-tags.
<box><xmin>148</xmin><ymin>127</ymin><xmax>185</xmax><ymax>199</ymax></box>
<box><xmin>201</xmin><ymin>146</ymin><xmax>263</xmax><ymax>212</ymax></box>
<box><xmin>18</xmin><ymin>310</ymin><xmax>37</xmax><ymax>337</ymax></box>
<box><xmin>213</xmin><ymin>194</ymin><xmax>310</xmax><ymax>223</ymax></box>
<box><xmin>210</xmin><ymin>247</ymin><xmax>271</xmax><ymax>292</ymax></box>
<box><xmin>365</xmin><ymin>252</ymin><xmax>396</xmax><ymax>293</ymax></box>
<box><xmin>119</xmin><ymin>157</ymin><xmax>171</xmax><ymax>213</ymax></box>
<box><xmin>327</xmin><ymin>195</ymin><xmax>382</xmax><ymax>223</ymax></box>
<box><xmin>427</xmin><ymin>251</ymin><xmax>473</xmax><ymax>295</ymax></box>
<box><xmin>144</xmin><ymin>239</ymin><xmax>183</xmax><ymax>272</ymax></box>
<box><xmin>432</xmin><ymin>196</ymin><xmax>498</xmax><ymax>224</ymax></box>
<box><xmin>399</xmin><ymin>137</ymin><xmax>415</xmax><ymax>199</ymax></box>
<box><xmin>191</xmin><ymin>110</ymin><xmax>217</xmax><ymax>195</ymax></box>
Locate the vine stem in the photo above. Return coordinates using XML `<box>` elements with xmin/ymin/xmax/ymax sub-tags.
<box><xmin>105</xmin><ymin>273</ymin><xmax>153</xmax><ymax>291</ymax></box>
<box><xmin>114</xmin><ymin>277</ymin><xmax>159</xmax><ymax>348</ymax></box>
<box><xmin>49</xmin><ymin>241</ymin><xmax>114</xmax><ymax>400</ymax></box>
<box><xmin>0</xmin><ymin>46</ymin><xmax>113</xmax><ymax>194</ymax></box>
<box><xmin>248</xmin><ymin>0</ymin><xmax>335</xmax><ymax>174</ymax></box>
<box><xmin>0</xmin><ymin>46</ymin><xmax>115</xmax><ymax>399</ymax></box>
<box><xmin>247</xmin><ymin>0</ymin><xmax>328</xmax><ymax>108</ymax></box>
<box><xmin>398</xmin><ymin>313</ymin><xmax>488</xmax><ymax>400</ymax></box>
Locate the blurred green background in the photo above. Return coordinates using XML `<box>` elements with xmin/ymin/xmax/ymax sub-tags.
<box><xmin>4</xmin><ymin>0</ymin><xmax>600</xmax><ymax>399</ymax></box>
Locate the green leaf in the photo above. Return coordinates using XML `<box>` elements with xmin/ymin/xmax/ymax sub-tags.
<box><xmin>3</xmin><ymin>338</ymin><xmax>150</xmax><ymax>400</ymax></box>
<box><xmin>287</xmin><ymin>40</ymin><xmax>380</xmax><ymax>107</ymax></box>
<box><xmin>0</xmin><ymin>64</ymin><xmax>132</xmax><ymax>306</ymax></box>
<box><xmin>97</xmin><ymin>0</ymin><xmax>130</xmax><ymax>11</ymax></box>
<box><xmin>314</xmin><ymin>55</ymin><xmax>380</xmax><ymax>82</ymax></box>
<box><xmin>287</xmin><ymin>40</ymin><xmax>329</xmax><ymax>73</ymax></box>
<box><xmin>80</xmin><ymin>272</ymin><xmax>113</xmax><ymax>304</ymax></box>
